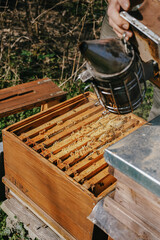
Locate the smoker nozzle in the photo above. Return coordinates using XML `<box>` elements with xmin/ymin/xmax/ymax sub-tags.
<box><xmin>79</xmin><ymin>38</ymin><xmax>132</xmax><ymax>75</ymax></box>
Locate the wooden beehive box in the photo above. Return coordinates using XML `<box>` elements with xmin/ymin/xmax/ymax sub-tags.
<box><xmin>104</xmin><ymin>170</ymin><xmax>160</xmax><ymax>240</ymax></box>
<box><xmin>2</xmin><ymin>92</ymin><xmax>146</xmax><ymax>240</ymax></box>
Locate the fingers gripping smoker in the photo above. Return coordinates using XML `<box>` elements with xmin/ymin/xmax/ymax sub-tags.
<box><xmin>79</xmin><ymin>4</ymin><xmax>160</xmax><ymax>114</ymax></box>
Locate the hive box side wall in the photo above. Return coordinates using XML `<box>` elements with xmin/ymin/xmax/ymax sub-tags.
<box><xmin>3</xmin><ymin>178</ymin><xmax>76</xmax><ymax>240</ymax></box>
<box><xmin>114</xmin><ymin>170</ymin><xmax>160</xmax><ymax>234</ymax></box>
<box><xmin>104</xmin><ymin>194</ymin><xmax>160</xmax><ymax>240</ymax></box>
<box><xmin>3</xmin><ymin>130</ymin><xmax>96</xmax><ymax>240</ymax></box>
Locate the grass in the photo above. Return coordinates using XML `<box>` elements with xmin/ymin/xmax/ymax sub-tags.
<box><xmin>0</xmin><ymin>202</ymin><xmax>38</xmax><ymax>240</ymax></box>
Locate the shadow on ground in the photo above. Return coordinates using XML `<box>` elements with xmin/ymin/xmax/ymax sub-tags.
<box><xmin>0</xmin><ymin>152</ymin><xmax>5</xmax><ymax>201</ymax></box>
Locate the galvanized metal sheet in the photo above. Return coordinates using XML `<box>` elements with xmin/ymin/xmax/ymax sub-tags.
<box><xmin>104</xmin><ymin>115</ymin><xmax>160</xmax><ymax>197</ymax></box>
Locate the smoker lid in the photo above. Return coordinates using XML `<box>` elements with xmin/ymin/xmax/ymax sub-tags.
<box><xmin>79</xmin><ymin>38</ymin><xmax>132</xmax><ymax>75</ymax></box>
<box><xmin>104</xmin><ymin>115</ymin><xmax>160</xmax><ymax>197</ymax></box>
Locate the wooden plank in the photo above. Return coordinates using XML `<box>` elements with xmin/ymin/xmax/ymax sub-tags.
<box><xmin>0</xmin><ymin>78</ymin><xmax>67</xmax><ymax>118</ymax></box>
<box><xmin>58</xmin><ymin>115</ymin><xmax>143</xmax><ymax>171</ymax></box>
<box><xmin>0</xmin><ymin>78</ymin><xmax>50</xmax><ymax>100</ymax></box>
<box><xmin>114</xmin><ymin>181</ymin><xmax>160</xmax><ymax>233</ymax></box>
<box><xmin>104</xmin><ymin>195</ymin><xmax>160</xmax><ymax>240</ymax></box>
<box><xmin>65</xmin><ymin>148</ymin><xmax>105</xmax><ymax>175</ymax></box>
<box><xmin>46</xmin><ymin>114</ymin><xmax>116</xmax><ymax>155</ymax></box>
<box><xmin>47</xmin><ymin>113</ymin><xmax>116</xmax><ymax>154</ymax></box>
<box><xmin>41</xmin><ymin>99</ymin><xmax>61</xmax><ymax>111</ymax></box>
<box><xmin>96</xmin><ymin>181</ymin><xmax>117</xmax><ymax>199</ymax></box>
<box><xmin>73</xmin><ymin>158</ymin><xmax>107</xmax><ymax>183</ymax></box>
<box><xmin>21</xmin><ymin>101</ymin><xmax>101</xmax><ymax>140</ymax></box>
<box><xmin>3</xmin><ymin>168</ymin><xmax>93</xmax><ymax>240</ymax></box>
<box><xmin>1</xmin><ymin>198</ymin><xmax>62</xmax><ymax>240</ymax></box>
<box><xmin>83</xmin><ymin>166</ymin><xmax>110</xmax><ymax>189</ymax></box>
<box><xmin>93</xmin><ymin>175</ymin><xmax>117</xmax><ymax>198</ymax></box>
<box><xmin>7</xmin><ymin>92</ymin><xmax>91</xmax><ymax>133</ymax></box>
<box><xmin>121</xmin><ymin>119</ymin><xmax>139</xmax><ymax>132</ymax></box>
<box><xmin>50</xmin><ymin>136</ymin><xmax>92</xmax><ymax>160</ymax></box>
<box><xmin>48</xmin><ymin>114</ymin><xmax>125</xmax><ymax>161</ymax></box>
<box><xmin>31</xmin><ymin>105</ymin><xmax>103</xmax><ymax>149</ymax></box>
<box><xmin>57</xmin><ymin>141</ymin><xmax>104</xmax><ymax>170</ymax></box>
<box><xmin>114</xmin><ymin>169</ymin><xmax>160</xmax><ymax>208</ymax></box>
<box><xmin>15</xmin><ymin>97</ymin><xmax>89</xmax><ymax>136</ymax></box>
<box><xmin>0</xmin><ymin>78</ymin><xmax>51</xmax><ymax>96</ymax></box>
<box><xmin>3</xmin><ymin>179</ymin><xmax>76</xmax><ymax>240</ymax></box>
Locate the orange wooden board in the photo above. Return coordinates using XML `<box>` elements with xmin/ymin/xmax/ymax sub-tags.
<box><xmin>0</xmin><ymin>78</ymin><xmax>67</xmax><ymax>117</ymax></box>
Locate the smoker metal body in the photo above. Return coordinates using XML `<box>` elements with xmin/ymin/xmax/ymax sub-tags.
<box><xmin>79</xmin><ymin>35</ymin><xmax>159</xmax><ymax>114</ymax></box>
<box><xmin>79</xmin><ymin>39</ymin><xmax>148</xmax><ymax>114</ymax></box>
<box><xmin>79</xmin><ymin>0</ymin><xmax>160</xmax><ymax>115</ymax></box>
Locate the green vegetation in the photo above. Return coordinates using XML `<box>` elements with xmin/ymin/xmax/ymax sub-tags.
<box><xmin>0</xmin><ymin>0</ymin><xmax>107</xmax><ymax>141</ymax></box>
<box><xmin>0</xmin><ymin>206</ymin><xmax>7</xmax><ymax>239</ymax></box>
<box><xmin>0</xmin><ymin>108</ymin><xmax>41</xmax><ymax>141</ymax></box>
<box><xmin>0</xmin><ymin>0</ymin><xmax>153</xmax><ymax>141</ymax></box>
<box><xmin>133</xmin><ymin>81</ymin><xmax>153</xmax><ymax>120</ymax></box>
<box><xmin>0</xmin><ymin>205</ymin><xmax>36</xmax><ymax>240</ymax></box>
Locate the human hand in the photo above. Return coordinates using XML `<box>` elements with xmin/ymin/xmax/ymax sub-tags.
<box><xmin>107</xmin><ymin>0</ymin><xmax>133</xmax><ymax>40</ymax></box>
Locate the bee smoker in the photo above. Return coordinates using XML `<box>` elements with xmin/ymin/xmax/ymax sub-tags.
<box><xmin>79</xmin><ymin>2</ymin><xmax>160</xmax><ymax>114</ymax></box>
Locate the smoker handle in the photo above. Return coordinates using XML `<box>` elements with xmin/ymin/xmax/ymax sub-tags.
<box><xmin>143</xmin><ymin>60</ymin><xmax>160</xmax><ymax>89</ymax></box>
